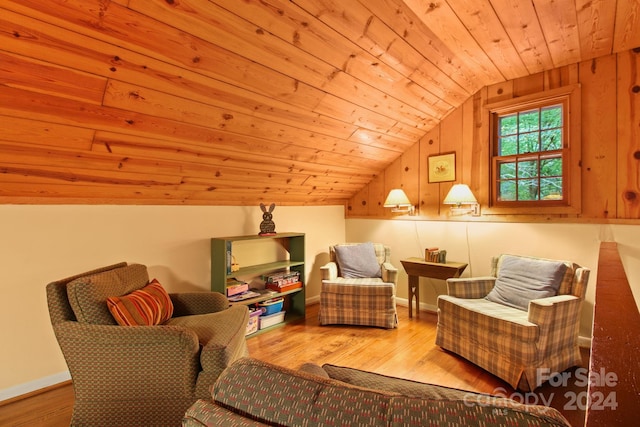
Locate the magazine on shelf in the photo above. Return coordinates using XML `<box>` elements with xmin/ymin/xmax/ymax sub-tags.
<box><xmin>228</xmin><ymin>290</ymin><xmax>261</xmax><ymax>302</ymax></box>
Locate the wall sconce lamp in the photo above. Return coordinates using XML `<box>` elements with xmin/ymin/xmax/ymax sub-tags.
<box><xmin>384</xmin><ymin>189</ymin><xmax>416</xmax><ymax>215</ymax></box>
<box><xmin>443</xmin><ymin>184</ymin><xmax>480</xmax><ymax>216</ymax></box>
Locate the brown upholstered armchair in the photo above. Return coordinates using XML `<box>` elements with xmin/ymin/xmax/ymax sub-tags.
<box><xmin>46</xmin><ymin>262</ymin><xmax>249</xmax><ymax>427</ymax></box>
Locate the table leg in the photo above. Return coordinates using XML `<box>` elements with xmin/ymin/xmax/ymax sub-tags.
<box><xmin>408</xmin><ymin>275</ymin><xmax>419</xmax><ymax>318</ymax></box>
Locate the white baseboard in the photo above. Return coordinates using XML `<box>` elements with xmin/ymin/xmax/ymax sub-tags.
<box><xmin>0</xmin><ymin>371</ymin><xmax>70</xmax><ymax>403</ymax></box>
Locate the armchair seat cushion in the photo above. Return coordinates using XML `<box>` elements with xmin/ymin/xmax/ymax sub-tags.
<box><xmin>166</xmin><ymin>306</ymin><xmax>249</xmax><ymax>349</ymax></box>
<box><xmin>439</xmin><ymin>296</ymin><xmax>538</xmax><ymax>341</ymax></box>
<box><xmin>322</xmin><ymin>278</ymin><xmax>391</xmax><ymax>292</ymax></box>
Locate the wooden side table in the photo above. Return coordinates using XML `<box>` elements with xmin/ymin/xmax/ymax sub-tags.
<box><xmin>400</xmin><ymin>257</ymin><xmax>468</xmax><ymax>318</ymax></box>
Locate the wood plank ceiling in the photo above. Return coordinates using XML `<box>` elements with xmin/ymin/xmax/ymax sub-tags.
<box><xmin>1</xmin><ymin>0</ymin><xmax>639</xmax><ymax>205</ymax></box>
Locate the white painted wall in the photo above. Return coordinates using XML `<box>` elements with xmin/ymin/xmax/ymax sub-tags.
<box><xmin>346</xmin><ymin>219</ymin><xmax>640</xmax><ymax>342</ymax></box>
<box><xmin>0</xmin><ymin>204</ymin><xmax>345</xmax><ymax>399</ymax></box>
<box><xmin>2</xmin><ymin>205</ymin><xmax>638</xmax><ymax>401</ymax></box>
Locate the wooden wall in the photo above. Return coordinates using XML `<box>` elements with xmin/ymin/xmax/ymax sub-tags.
<box><xmin>347</xmin><ymin>48</ymin><xmax>640</xmax><ymax>222</ymax></box>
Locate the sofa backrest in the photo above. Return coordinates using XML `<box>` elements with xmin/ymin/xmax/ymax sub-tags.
<box><xmin>66</xmin><ymin>263</ymin><xmax>149</xmax><ymax>324</ymax></box>
<box><xmin>210</xmin><ymin>358</ymin><xmax>571</xmax><ymax>427</ymax></box>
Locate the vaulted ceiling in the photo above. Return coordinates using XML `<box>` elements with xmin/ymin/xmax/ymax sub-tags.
<box><xmin>1</xmin><ymin>0</ymin><xmax>639</xmax><ymax>205</ymax></box>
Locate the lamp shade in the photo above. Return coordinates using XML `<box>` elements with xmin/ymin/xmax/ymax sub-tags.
<box><xmin>443</xmin><ymin>184</ymin><xmax>477</xmax><ymax>205</ymax></box>
<box><xmin>384</xmin><ymin>189</ymin><xmax>412</xmax><ymax>207</ymax></box>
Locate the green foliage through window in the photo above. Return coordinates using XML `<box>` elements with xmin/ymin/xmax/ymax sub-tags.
<box><xmin>495</xmin><ymin>104</ymin><xmax>564</xmax><ymax>202</ymax></box>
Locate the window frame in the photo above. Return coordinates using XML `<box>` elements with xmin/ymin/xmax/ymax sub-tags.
<box><xmin>485</xmin><ymin>85</ymin><xmax>582</xmax><ymax>215</ymax></box>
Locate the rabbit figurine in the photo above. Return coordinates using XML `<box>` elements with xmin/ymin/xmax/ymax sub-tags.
<box><xmin>259</xmin><ymin>203</ymin><xmax>276</xmax><ymax>235</ymax></box>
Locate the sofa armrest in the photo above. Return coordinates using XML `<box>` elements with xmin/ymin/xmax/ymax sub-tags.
<box><xmin>446</xmin><ymin>277</ymin><xmax>495</xmax><ymax>299</ymax></box>
<box><xmin>381</xmin><ymin>262</ymin><xmax>398</xmax><ymax>284</ymax></box>
<box><xmin>320</xmin><ymin>261</ymin><xmax>338</xmax><ymax>280</ymax></box>
<box><xmin>170</xmin><ymin>292</ymin><xmax>229</xmax><ymax>316</ymax></box>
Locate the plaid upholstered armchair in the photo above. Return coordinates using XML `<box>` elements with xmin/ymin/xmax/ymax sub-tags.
<box><xmin>436</xmin><ymin>254</ymin><xmax>590</xmax><ymax>391</ymax></box>
<box><xmin>46</xmin><ymin>262</ymin><xmax>249</xmax><ymax>426</ymax></box>
<box><xmin>319</xmin><ymin>242</ymin><xmax>398</xmax><ymax>329</ymax></box>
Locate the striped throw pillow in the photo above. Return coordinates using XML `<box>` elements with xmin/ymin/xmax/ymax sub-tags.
<box><xmin>106</xmin><ymin>279</ymin><xmax>174</xmax><ymax>326</ymax></box>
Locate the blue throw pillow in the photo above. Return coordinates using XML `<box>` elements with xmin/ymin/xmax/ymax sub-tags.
<box><xmin>334</xmin><ymin>243</ymin><xmax>382</xmax><ymax>279</ymax></box>
<box><xmin>485</xmin><ymin>255</ymin><xmax>567</xmax><ymax>311</ymax></box>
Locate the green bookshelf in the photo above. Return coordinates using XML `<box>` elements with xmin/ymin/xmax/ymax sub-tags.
<box><xmin>211</xmin><ymin>232</ymin><xmax>305</xmax><ymax>334</ymax></box>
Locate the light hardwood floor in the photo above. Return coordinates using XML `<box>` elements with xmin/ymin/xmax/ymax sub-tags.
<box><xmin>0</xmin><ymin>303</ymin><xmax>588</xmax><ymax>426</ymax></box>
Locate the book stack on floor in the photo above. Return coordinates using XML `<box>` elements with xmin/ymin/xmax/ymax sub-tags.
<box><xmin>425</xmin><ymin>247</ymin><xmax>447</xmax><ymax>263</ymax></box>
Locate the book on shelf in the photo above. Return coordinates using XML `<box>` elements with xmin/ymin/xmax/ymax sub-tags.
<box><xmin>266</xmin><ymin>281</ymin><xmax>303</xmax><ymax>293</ymax></box>
<box><xmin>228</xmin><ymin>290</ymin><xmax>261</xmax><ymax>302</ymax></box>
<box><xmin>226</xmin><ymin>240</ymin><xmax>232</xmax><ymax>274</ymax></box>
<box><xmin>425</xmin><ymin>247</ymin><xmax>447</xmax><ymax>263</ymax></box>
<box><xmin>262</xmin><ymin>270</ymin><xmax>300</xmax><ymax>286</ymax></box>
<box><xmin>226</xmin><ymin>279</ymin><xmax>249</xmax><ymax>297</ymax></box>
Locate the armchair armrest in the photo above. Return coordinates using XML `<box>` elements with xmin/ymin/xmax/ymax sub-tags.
<box><xmin>54</xmin><ymin>321</ymin><xmax>201</xmax><ymax>398</ymax></box>
<box><xmin>170</xmin><ymin>292</ymin><xmax>229</xmax><ymax>317</ymax></box>
<box><xmin>527</xmin><ymin>294</ymin><xmax>582</xmax><ymax>327</ymax></box>
<box><xmin>527</xmin><ymin>295</ymin><xmax>583</xmax><ymax>357</ymax></box>
<box><xmin>446</xmin><ymin>277</ymin><xmax>496</xmax><ymax>299</ymax></box>
<box><xmin>381</xmin><ymin>262</ymin><xmax>398</xmax><ymax>284</ymax></box>
<box><xmin>320</xmin><ymin>261</ymin><xmax>338</xmax><ymax>281</ymax></box>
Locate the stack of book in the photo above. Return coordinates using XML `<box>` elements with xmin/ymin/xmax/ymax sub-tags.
<box><xmin>226</xmin><ymin>279</ymin><xmax>260</xmax><ymax>302</ymax></box>
<box><xmin>264</xmin><ymin>271</ymin><xmax>302</xmax><ymax>293</ymax></box>
<box><xmin>425</xmin><ymin>247</ymin><xmax>447</xmax><ymax>263</ymax></box>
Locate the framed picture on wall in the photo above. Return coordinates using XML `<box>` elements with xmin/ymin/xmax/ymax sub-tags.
<box><xmin>428</xmin><ymin>152</ymin><xmax>456</xmax><ymax>183</ymax></box>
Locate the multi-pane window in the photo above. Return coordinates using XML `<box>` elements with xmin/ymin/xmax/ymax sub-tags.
<box><xmin>491</xmin><ymin>98</ymin><xmax>568</xmax><ymax>207</ymax></box>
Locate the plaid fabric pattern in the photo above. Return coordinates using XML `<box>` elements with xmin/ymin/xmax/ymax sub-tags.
<box><xmin>46</xmin><ymin>262</ymin><xmax>250</xmax><ymax>426</ymax></box>
<box><xmin>436</xmin><ymin>255</ymin><xmax>590</xmax><ymax>391</ymax></box>
<box><xmin>183</xmin><ymin>358</ymin><xmax>570</xmax><ymax>426</ymax></box>
<box><xmin>319</xmin><ymin>243</ymin><xmax>398</xmax><ymax>328</ymax></box>
<box><xmin>446</xmin><ymin>277</ymin><xmax>495</xmax><ymax>298</ymax></box>
<box><xmin>323</xmin><ymin>243</ymin><xmax>398</xmax><ymax>284</ymax></box>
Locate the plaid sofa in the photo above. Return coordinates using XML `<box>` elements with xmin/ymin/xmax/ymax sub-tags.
<box><xmin>46</xmin><ymin>262</ymin><xmax>249</xmax><ymax>426</ymax></box>
<box><xmin>319</xmin><ymin>243</ymin><xmax>398</xmax><ymax>328</ymax></box>
<box><xmin>182</xmin><ymin>357</ymin><xmax>571</xmax><ymax>426</ymax></box>
<box><xmin>436</xmin><ymin>254</ymin><xmax>590</xmax><ymax>391</ymax></box>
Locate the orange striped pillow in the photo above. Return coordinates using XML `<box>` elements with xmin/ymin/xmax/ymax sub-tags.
<box><xmin>106</xmin><ymin>279</ymin><xmax>174</xmax><ymax>326</ymax></box>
